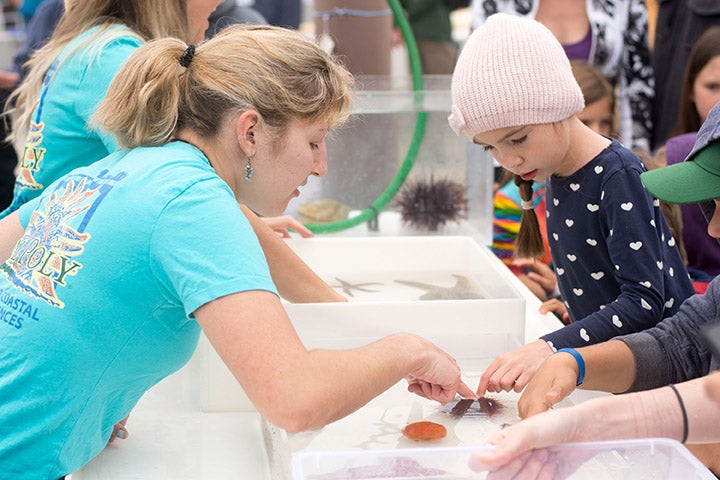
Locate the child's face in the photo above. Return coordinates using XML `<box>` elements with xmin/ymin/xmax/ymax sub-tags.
<box><xmin>692</xmin><ymin>55</ymin><xmax>720</xmax><ymax>124</ymax></box>
<box><xmin>473</xmin><ymin>122</ymin><xmax>572</xmax><ymax>181</ymax></box>
<box><xmin>577</xmin><ymin>97</ymin><xmax>614</xmax><ymax>137</ymax></box>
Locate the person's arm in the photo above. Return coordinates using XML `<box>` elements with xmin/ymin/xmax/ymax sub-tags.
<box><xmin>517</xmin><ymin>339</ymin><xmax>635</xmax><ymax>417</ymax></box>
<box><xmin>194</xmin><ymin>289</ymin><xmax>475</xmax><ymax>432</ymax></box>
<box><xmin>471</xmin><ymin>375</ymin><xmax>720</xmax><ymax>473</ymax></box>
<box><xmin>517</xmin><ymin>277</ymin><xmax>720</xmax><ymax>417</ymax></box>
<box><xmin>0</xmin><ymin>212</ymin><xmax>24</xmax><ymax>262</ymax></box>
<box><xmin>240</xmin><ymin>204</ymin><xmax>345</xmax><ymax>303</ymax></box>
<box><xmin>0</xmin><ymin>71</ymin><xmax>19</xmax><ymax>90</ymax></box>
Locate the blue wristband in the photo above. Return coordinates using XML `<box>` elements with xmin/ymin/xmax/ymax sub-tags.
<box><xmin>556</xmin><ymin>347</ymin><xmax>585</xmax><ymax>386</ymax></box>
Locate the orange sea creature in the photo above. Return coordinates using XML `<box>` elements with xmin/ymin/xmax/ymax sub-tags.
<box><xmin>401</xmin><ymin>421</ymin><xmax>447</xmax><ymax>441</ymax></box>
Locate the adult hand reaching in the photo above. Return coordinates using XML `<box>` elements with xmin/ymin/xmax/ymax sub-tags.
<box><xmin>469</xmin><ymin>406</ymin><xmax>593</xmax><ymax>480</ymax></box>
<box><xmin>107</xmin><ymin>415</ymin><xmax>129</xmax><ymax>444</ymax></box>
<box><xmin>406</xmin><ymin>338</ymin><xmax>477</xmax><ymax>404</ymax></box>
<box><xmin>261</xmin><ymin>215</ymin><xmax>313</xmax><ymax>238</ymax></box>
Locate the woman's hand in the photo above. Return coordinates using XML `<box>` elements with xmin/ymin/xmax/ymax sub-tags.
<box><xmin>406</xmin><ymin>337</ymin><xmax>476</xmax><ymax>404</ymax></box>
<box><xmin>261</xmin><ymin>215</ymin><xmax>313</xmax><ymax>238</ymax></box>
<box><xmin>469</xmin><ymin>407</ymin><xmax>584</xmax><ymax>478</ymax></box>
<box><xmin>0</xmin><ymin>70</ymin><xmax>19</xmax><ymax>90</ymax></box>
<box><xmin>107</xmin><ymin>415</ymin><xmax>129</xmax><ymax>444</ymax></box>
<box><xmin>477</xmin><ymin>340</ymin><xmax>554</xmax><ymax>395</ymax></box>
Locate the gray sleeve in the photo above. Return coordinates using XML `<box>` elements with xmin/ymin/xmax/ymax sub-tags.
<box><xmin>616</xmin><ymin>331</ymin><xmax>668</xmax><ymax>391</ymax></box>
<box><xmin>615</xmin><ymin>277</ymin><xmax>720</xmax><ymax>392</ymax></box>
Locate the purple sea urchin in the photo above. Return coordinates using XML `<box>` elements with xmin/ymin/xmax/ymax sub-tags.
<box><xmin>395</xmin><ymin>177</ymin><xmax>468</xmax><ymax>231</ymax></box>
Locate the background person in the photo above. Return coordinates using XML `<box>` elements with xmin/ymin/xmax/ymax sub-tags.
<box><xmin>469</xmin><ymin>0</ymin><xmax>654</xmax><ymax>152</ymax></box>
<box><xmin>651</xmin><ymin>0</ymin><xmax>720</xmax><ymax>149</ymax></box>
<box><xmin>653</xmin><ymin>27</ymin><xmax>720</xmax><ymax>288</ymax></box>
<box><xmin>1</xmin><ymin>0</ymin><xmax>224</xmax><ymax>218</ymax></box>
<box><xmin>0</xmin><ymin>0</ymin><xmax>63</xmax><ymax>211</ymax></box>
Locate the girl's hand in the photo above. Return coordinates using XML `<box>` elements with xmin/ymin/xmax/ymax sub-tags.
<box><xmin>539</xmin><ymin>298</ymin><xmax>570</xmax><ymax>325</ymax></box>
<box><xmin>261</xmin><ymin>215</ymin><xmax>313</xmax><ymax>238</ymax></box>
<box><xmin>476</xmin><ymin>340</ymin><xmax>554</xmax><ymax>395</ymax></box>
<box><xmin>512</xmin><ymin>258</ymin><xmax>557</xmax><ymax>298</ymax></box>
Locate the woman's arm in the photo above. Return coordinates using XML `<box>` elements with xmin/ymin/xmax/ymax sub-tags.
<box><xmin>240</xmin><ymin>204</ymin><xmax>346</xmax><ymax>303</ymax></box>
<box><xmin>195</xmin><ymin>290</ymin><xmax>474</xmax><ymax>432</ymax></box>
<box><xmin>472</xmin><ymin>374</ymin><xmax>720</xmax><ymax>473</ymax></box>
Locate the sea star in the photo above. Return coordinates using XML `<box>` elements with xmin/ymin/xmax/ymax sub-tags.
<box><xmin>332</xmin><ymin>277</ymin><xmax>382</xmax><ymax>297</ymax></box>
<box><xmin>394</xmin><ymin>274</ymin><xmax>482</xmax><ymax>300</ymax></box>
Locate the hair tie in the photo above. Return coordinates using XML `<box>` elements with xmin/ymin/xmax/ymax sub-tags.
<box><xmin>521</xmin><ymin>199</ymin><xmax>534</xmax><ymax>211</ymax></box>
<box><xmin>179</xmin><ymin>44</ymin><xmax>196</xmax><ymax>68</ymax></box>
<box><xmin>669</xmin><ymin>384</ymin><xmax>689</xmax><ymax>443</ymax></box>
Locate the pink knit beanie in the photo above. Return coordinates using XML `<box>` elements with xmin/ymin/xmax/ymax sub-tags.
<box><xmin>448</xmin><ymin>13</ymin><xmax>584</xmax><ymax>140</ymax></box>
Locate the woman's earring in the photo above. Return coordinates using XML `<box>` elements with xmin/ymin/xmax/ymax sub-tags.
<box><xmin>244</xmin><ymin>156</ymin><xmax>254</xmax><ymax>183</ymax></box>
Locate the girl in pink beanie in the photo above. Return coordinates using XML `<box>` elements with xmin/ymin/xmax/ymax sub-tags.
<box><xmin>449</xmin><ymin>13</ymin><xmax>694</xmax><ymax>397</ymax></box>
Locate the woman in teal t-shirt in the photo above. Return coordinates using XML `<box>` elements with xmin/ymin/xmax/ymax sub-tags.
<box><xmin>4</xmin><ymin>0</ymin><xmax>328</xmax><ymax>304</ymax></box>
<box><xmin>0</xmin><ymin>25</ymin><xmax>474</xmax><ymax>478</ymax></box>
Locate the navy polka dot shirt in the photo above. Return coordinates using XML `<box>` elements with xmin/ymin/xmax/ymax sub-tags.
<box><xmin>541</xmin><ymin>140</ymin><xmax>695</xmax><ymax>350</ymax></box>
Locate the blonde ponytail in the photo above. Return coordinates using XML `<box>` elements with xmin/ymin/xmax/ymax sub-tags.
<box><xmin>94</xmin><ymin>38</ymin><xmax>186</xmax><ymax>148</ymax></box>
<box><xmin>94</xmin><ymin>25</ymin><xmax>353</xmax><ymax>150</ymax></box>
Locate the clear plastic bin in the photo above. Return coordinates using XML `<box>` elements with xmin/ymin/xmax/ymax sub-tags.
<box><xmin>291</xmin><ymin>438</ymin><xmax>715</xmax><ymax>479</ymax></box>
<box><xmin>283</xmin><ymin>75</ymin><xmax>494</xmax><ymax>246</ymax></box>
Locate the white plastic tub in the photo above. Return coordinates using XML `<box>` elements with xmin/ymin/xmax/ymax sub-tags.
<box><xmin>198</xmin><ymin>237</ymin><xmax>525</xmax><ymax>413</ymax></box>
